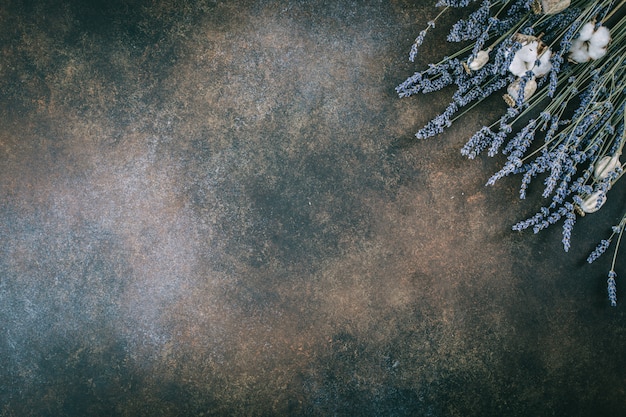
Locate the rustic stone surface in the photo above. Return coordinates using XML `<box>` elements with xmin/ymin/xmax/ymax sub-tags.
<box><xmin>1</xmin><ymin>1</ymin><xmax>625</xmax><ymax>416</ymax></box>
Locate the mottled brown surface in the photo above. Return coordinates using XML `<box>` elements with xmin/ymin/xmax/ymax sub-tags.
<box><xmin>1</xmin><ymin>1</ymin><xmax>625</xmax><ymax>416</ymax></box>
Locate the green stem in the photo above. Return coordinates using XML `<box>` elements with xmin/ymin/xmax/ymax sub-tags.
<box><xmin>610</xmin><ymin>219</ymin><xmax>625</xmax><ymax>272</ymax></box>
<box><xmin>603</xmin><ymin>0</ymin><xmax>626</xmax><ymax>23</ymax></box>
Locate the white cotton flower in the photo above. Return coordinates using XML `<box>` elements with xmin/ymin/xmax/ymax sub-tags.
<box><xmin>569</xmin><ymin>39</ymin><xmax>590</xmax><ymax>63</ymax></box>
<box><xmin>508</xmin><ymin>43</ymin><xmax>537</xmax><ymax>76</ymax></box>
<box><xmin>594</xmin><ymin>155</ymin><xmax>621</xmax><ymax>180</ymax></box>
<box><xmin>568</xmin><ymin>23</ymin><xmax>612</xmax><ymax>63</ymax></box>
<box><xmin>508</xmin><ymin>53</ymin><xmax>532</xmax><ymax>76</ymax></box>
<box><xmin>587</xmin><ymin>44</ymin><xmax>608</xmax><ymax>60</ymax></box>
<box><xmin>533</xmin><ymin>48</ymin><xmax>552</xmax><ymax>77</ymax></box>
<box><xmin>516</xmin><ymin>41</ymin><xmax>539</xmax><ymax>63</ymax></box>
<box><xmin>577</xmin><ymin>22</ymin><xmax>595</xmax><ymax>42</ymax></box>
<box><xmin>508</xmin><ymin>37</ymin><xmax>552</xmax><ymax>77</ymax></box>
<box><xmin>589</xmin><ymin>25</ymin><xmax>611</xmax><ymax>48</ymax></box>
<box><xmin>579</xmin><ymin>191</ymin><xmax>607</xmax><ymax>214</ymax></box>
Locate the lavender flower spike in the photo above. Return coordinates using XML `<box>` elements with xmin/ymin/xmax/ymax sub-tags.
<box><xmin>608</xmin><ymin>271</ymin><xmax>617</xmax><ymax>307</ymax></box>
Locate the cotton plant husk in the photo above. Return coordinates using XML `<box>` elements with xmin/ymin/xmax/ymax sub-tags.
<box><xmin>503</xmin><ymin>78</ymin><xmax>538</xmax><ymax>106</ymax></box>
<box><xmin>534</xmin><ymin>0</ymin><xmax>571</xmax><ymax>14</ymax></box>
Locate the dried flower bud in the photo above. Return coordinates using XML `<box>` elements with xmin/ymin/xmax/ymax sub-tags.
<box><xmin>468</xmin><ymin>49</ymin><xmax>490</xmax><ymax>71</ymax></box>
<box><xmin>594</xmin><ymin>155</ymin><xmax>621</xmax><ymax>180</ymax></box>
<box><xmin>537</xmin><ymin>0</ymin><xmax>571</xmax><ymax>14</ymax></box>
<box><xmin>504</xmin><ymin>78</ymin><xmax>537</xmax><ymax>106</ymax></box>
<box><xmin>578</xmin><ymin>191</ymin><xmax>607</xmax><ymax>214</ymax></box>
<box><xmin>512</xmin><ymin>33</ymin><xmax>537</xmax><ymax>44</ymax></box>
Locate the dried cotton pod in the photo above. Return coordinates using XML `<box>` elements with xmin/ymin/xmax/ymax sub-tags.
<box><xmin>468</xmin><ymin>49</ymin><xmax>490</xmax><ymax>71</ymax></box>
<box><xmin>537</xmin><ymin>0</ymin><xmax>571</xmax><ymax>14</ymax></box>
<box><xmin>504</xmin><ymin>78</ymin><xmax>537</xmax><ymax>106</ymax></box>
<box><xmin>578</xmin><ymin>191</ymin><xmax>607</xmax><ymax>214</ymax></box>
<box><xmin>594</xmin><ymin>154</ymin><xmax>621</xmax><ymax>180</ymax></box>
<box><xmin>512</xmin><ymin>33</ymin><xmax>537</xmax><ymax>44</ymax></box>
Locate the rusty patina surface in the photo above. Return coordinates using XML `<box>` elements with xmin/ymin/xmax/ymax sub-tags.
<box><xmin>1</xmin><ymin>1</ymin><xmax>624</xmax><ymax>416</ymax></box>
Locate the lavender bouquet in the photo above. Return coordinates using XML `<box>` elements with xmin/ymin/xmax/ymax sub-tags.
<box><xmin>397</xmin><ymin>0</ymin><xmax>625</xmax><ymax>305</ymax></box>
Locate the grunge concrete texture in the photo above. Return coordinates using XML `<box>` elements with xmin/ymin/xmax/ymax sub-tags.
<box><xmin>1</xmin><ymin>1</ymin><xmax>625</xmax><ymax>416</ymax></box>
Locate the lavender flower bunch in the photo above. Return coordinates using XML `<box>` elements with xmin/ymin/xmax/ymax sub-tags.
<box><xmin>397</xmin><ymin>0</ymin><xmax>626</xmax><ymax>305</ymax></box>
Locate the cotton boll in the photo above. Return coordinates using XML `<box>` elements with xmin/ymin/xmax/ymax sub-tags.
<box><xmin>509</xmin><ymin>54</ymin><xmax>531</xmax><ymax>76</ymax></box>
<box><xmin>508</xmin><ymin>42</ymin><xmax>538</xmax><ymax>76</ymax></box>
<box><xmin>532</xmin><ymin>48</ymin><xmax>552</xmax><ymax>77</ymax></box>
<box><xmin>589</xmin><ymin>26</ymin><xmax>611</xmax><ymax>48</ymax></box>
<box><xmin>571</xmin><ymin>38</ymin><xmax>587</xmax><ymax>51</ymax></box>
<box><xmin>577</xmin><ymin>22</ymin><xmax>595</xmax><ymax>42</ymax></box>
<box><xmin>568</xmin><ymin>40</ymin><xmax>590</xmax><ymax>63</ymax></box>
<box><xmin>516</xmin><ymin>41</ymin><xmax>539</xmax><ymax>63</ymax></box>
<box><xmin>569</xmin><ymin>48</ymin><xmax>590</xmax><ymax>63</ymax></box>
<box><xmin>587</xmin><ymin>44</ymin><xmax>607</xmax><ymax>60</ymax></box>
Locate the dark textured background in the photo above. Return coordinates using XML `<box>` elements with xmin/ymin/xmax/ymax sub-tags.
<box><xmin>1</xmin><ymin>1</ymin><xmax>625</xmax><ymax>416</ymax></box>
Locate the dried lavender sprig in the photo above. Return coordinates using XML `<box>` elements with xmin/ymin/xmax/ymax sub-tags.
<box><xmin>588</xmin><ymin>239</ymin><xmax>611</xmax><ymax>263</ymax></box>
<box><xmin>503</xmin><ymin>50</ymin><xmax>624</xmax><ymax>251</ymax></box>
<box><xmin>447</xmin><ymin>0</ymin><xmax>493</xmax><ymax>42</ymax></box>
<box><xmin>398</xmin><ymin>0</ymin><xmax>626</xmax><ymax>300</ymax></box>
<box><xmin>608</xmin><ymin>271</ymin><xmax>617</xmax><ymax>306</ymax></box>
<box><xmin>562</xmin><ymin>205</ymin><xmax>577</xmax><ymax>251</ymax></box>
<box><xmin>587</xmin><ymin>216</ymin><xmax>626</xmax><ymax>263</ymax></box>
<box><xmin>436</xmin><ymin>0</ymin><xmax>480</xmax><ymax>7</ymax></box>
<box><xmin>508</xmin><ymin>51</ymin><xmax>625</xmax><ymax>201</ymax></box>
<box><xmin>410</xmin><ymin>21</ymin><xmax>437</xmax><ymax>63</ymax></box>
<box><xmin>408</xmin><ymin>5</ymin><xmax>452</xmax><ymax>62</ymax></box>
<box><xmin>591</xmin><ymin>214</ymin><xmax>625</xmax><ymax>306</ymax></box>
